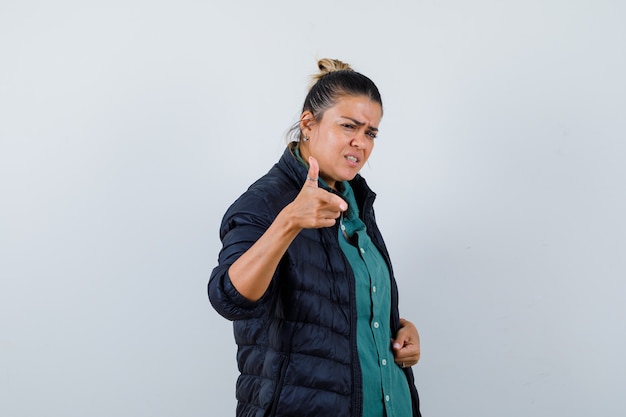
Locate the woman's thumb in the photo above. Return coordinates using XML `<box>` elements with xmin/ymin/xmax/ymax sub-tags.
<box><xmin>304</xmin><ymin>156</ymin><xmax>319</xmax><ymax>188</ymax></box>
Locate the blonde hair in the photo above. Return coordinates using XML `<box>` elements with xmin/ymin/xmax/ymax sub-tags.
<box><xmin>309</xmin><ymin>58</ymin><xmax>353</xmax><ymax>88</ymax></box>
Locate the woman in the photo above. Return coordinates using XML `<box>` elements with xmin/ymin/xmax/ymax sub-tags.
<box><xmin>209</xmin><ymin>58</ymin><xmax>421</xmax><ymax>417</ymax></box>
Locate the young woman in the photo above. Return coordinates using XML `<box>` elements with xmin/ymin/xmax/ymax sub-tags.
<box><xmin>209</xmin><ymin>58</ymin><xmax>421</xmax><ymax>417</ymax></box>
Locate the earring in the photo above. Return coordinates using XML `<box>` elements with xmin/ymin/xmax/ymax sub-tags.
<box><xmin>302</xmin><ymin>136</ymin><xmax>309</xmax><ymax>142</ymax></box>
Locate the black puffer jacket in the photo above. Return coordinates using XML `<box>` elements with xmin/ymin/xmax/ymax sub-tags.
<box><xmin>209</xmin><ymin>145</ymin><xmax>421</xmax><ymax>417</ymax></box>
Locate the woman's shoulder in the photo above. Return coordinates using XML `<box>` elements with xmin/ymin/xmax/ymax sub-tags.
<box><xmin>223</xmin><ymin>163</ymin><xmax>299</xmax><ymax>224</ymax></box>
<box><xmin>247</xmin><ymin>148</ymin><xmax>304</xmax><ymax>203</ymax></box>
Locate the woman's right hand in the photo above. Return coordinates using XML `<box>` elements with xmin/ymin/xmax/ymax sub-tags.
<box><xmin>227</xmin><ymin>156</ymin><xmax>346</xmax><ymax>301</ymax></box>
<box><xmin>286</xmin><ymin>156</ymin><xmax>347</xmax><ymax>229</ymax></box>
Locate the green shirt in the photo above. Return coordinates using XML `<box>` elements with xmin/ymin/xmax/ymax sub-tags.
<box><xmin>338</xmin><ymin>182</ymin><xmax>412</xmax><ymax>417</ymax></box>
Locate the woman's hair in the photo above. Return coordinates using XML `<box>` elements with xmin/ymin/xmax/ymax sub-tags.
<box><xmin>289</xmin><ymin>58</ymin><xmax>382</xmax><ymax>141</ymax></box>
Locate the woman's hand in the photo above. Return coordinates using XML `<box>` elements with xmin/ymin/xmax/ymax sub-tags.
<box><xmin>286</xmin><ymin>156</ymin><xmax>347</xmax><ymax>229</ymax></box>
<box><xmin>391</xmin><ymin>318</ymin><xmax>421</xmax><ymax>368</ymax></box>
<box><xmin>227</xmin><ymin>156</ymin><xmax>346</xmax><ymax>302</ymax></box>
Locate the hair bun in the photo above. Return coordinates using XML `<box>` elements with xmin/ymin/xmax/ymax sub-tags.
<box><xmin>311</xmin><ymin>58</ymin><xmax>353</xmax><ymax>84</ymax></box>
<box><xmin>318</xmin><ymin>58</ymin><xmax>352</xmax><ymax>74</ymax></box>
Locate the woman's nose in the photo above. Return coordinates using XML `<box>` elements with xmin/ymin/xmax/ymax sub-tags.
<box><xmin>350</xmin><ymin>132</ymin><xmax>365</xmax><ymax>148</ymax></box>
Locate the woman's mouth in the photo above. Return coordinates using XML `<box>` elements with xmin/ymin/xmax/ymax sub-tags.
<box><xmin>345</xmin><ymin>155</ymin><xmax>359</xmax><ymax>164</ymax></box>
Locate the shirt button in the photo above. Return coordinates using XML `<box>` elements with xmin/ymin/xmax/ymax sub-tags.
<box><xmin>385</xmin><ymin>395</ymin><xmax>390</xmax><ymax>402</ymax></box>
<box><xmin>360</xmin><ymin>247</ymin><xmax>365</xmax><ymax>254</ymax></box>
<box><xmin>382</xmin><ymin>359</ymin><xmax>387</xmax><ymax>366</ymax></box>
<box><xmin>373</xmin><ymin>322</ymin><xmax>379</xmax><ymax>329</ymax></box>
<box><xmin>372</xmin><ymin>286</ymin><xmax>377</xmax><ymax>293</ymax></box>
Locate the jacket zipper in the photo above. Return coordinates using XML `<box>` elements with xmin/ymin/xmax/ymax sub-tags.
<box><xmin>267</xmin><ymin>353</ymin><xmax>290</xmax><ymax>417</ymax></box>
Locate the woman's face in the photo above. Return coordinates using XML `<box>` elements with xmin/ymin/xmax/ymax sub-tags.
<box><xmin>300</xmin><ymin>95</ymin><xmax>382</xmax><ymax>189</ymax></box>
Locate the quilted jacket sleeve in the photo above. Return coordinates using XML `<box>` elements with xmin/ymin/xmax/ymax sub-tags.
<box><xmin>208</xmin><ymin>191</ymin><xmax>276</xmax><ymax>321</ymax></box>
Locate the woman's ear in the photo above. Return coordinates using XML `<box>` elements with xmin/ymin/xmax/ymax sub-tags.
<box><xmin>299</xmin><ymin>111</ymin><xmax>314</xmax><ymax>136</ymax></box>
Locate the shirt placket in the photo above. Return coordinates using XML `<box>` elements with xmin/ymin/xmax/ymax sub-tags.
<box><xmin>357</xmin><ymin>230</ymin><xmax>396</xmax><ymax>416</ymax></box>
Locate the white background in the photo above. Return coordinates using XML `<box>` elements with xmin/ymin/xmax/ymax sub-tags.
<box><xmin>1</xmin><ymin>1</ymin><xmax>625</xmax><ymax>416</ymax></box>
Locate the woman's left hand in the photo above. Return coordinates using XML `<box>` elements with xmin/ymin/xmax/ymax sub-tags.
<box><xmin>391</xmin><ymin>318</ymin><xmax>421</xmax><ymax>368</ymax></box>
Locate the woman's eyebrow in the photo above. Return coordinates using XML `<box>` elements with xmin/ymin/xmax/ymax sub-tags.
<box><xmin>341</xmin><ymin>116</ymin><xmax>379</xmax><ymax>132</ymax></box>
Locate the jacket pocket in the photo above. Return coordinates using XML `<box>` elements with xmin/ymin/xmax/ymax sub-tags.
<box><xmin>264</xmin><ymin>353</ymin><xmax>289</xmax><ymax>417</ymax></box>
